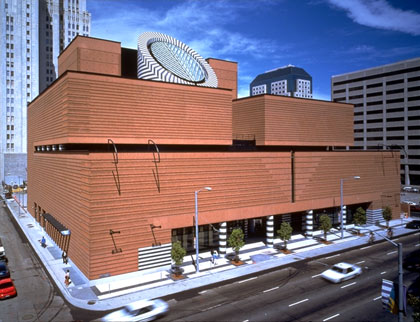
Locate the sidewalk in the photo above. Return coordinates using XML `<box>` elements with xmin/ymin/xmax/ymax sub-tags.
<box><xmin>2</xmin><ymin>193</ymin><xmax>418</xmax><ymax>312</ymax></box>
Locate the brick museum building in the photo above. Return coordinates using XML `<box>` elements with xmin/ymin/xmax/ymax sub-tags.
<box><xmin>27</xmin><ymin>33</ymin><xmax>401</xmax><ymax>280</ymax></box>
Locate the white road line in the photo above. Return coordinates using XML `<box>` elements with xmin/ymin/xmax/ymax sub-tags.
<box><xmin>381</xmin><ymin>271</ymin><xmax>387</xmax><ymax>275</ymax></box>
<box><xmin>263</xmin><ymin>286</ymin><xmax>279</xmax><ymax>293</ymax></box>
<box><xmin>238</xmin><ymin>276</ymin><xmax>257</xmax><ymax>284</ymax></box>
<box><xmin>325</xmin><ymin>254</ymin><xmax>340</xmax><ymax>259</ymax></box>
<box><xmin>373</xmin><ymin>296</ymin><xmax>382</xmax><ymax>301</ymax></box>
<box><xmin>243</xmin><ymin>320</ymin><xmax>249</xmax><ymax>322</ymax></box>
<box><xmin>387</xmin><ymin>251</ymin><xmax>397</xmax><ymax>255</ymax></box>
<box><xmin>199</xmin><ymin>290</ymin><xmax>208</xmax><ymax>294</ymax></box>
<box><xmin>355</xmin><ymin>260</ymin><xmax>365</xmax><ymax>264</ymax></box>
<box><xmin>393</xmin><ymin>238</ymin><xmax>399</xmax><ymax>241</ymax></box>
<box><xmin>415</xmin><ymin>243</ymin><xmax>420</xmax><ymax>247</ymax></box>
<box><xmin>289</xmin><ymin>298</ymin><xmax>309</xmax><ymax>307</ymax></box>
<box><xmin>323</xmin><ymin>313</ymin><xmax>340</xmax><ymax>321</ymax></box>
<box><xmin>415</xmin><ymin>232</ymin><xmax>420</xmax><ymax>236</ymax></box>
<box><xmin>360</xmin><ymin>246</ymin><xmax>372</xmax><ymax>250</ymax></box>
<box><xmin>203</xmin><ymin>303</ymin><xmax>221</xmax><ymax>311</ymax></box>
<box><xmin>341</xmin><ymin>282</ymin><xmax>356</xmax><ymax>288</ymax></box>
<box><xmin>312</xmin><ymin>273</ymin><xmax>322</xmax><ymax>278</ymax></box>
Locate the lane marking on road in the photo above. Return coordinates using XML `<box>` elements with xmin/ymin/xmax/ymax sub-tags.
<box><xmin>415</xmin><ymin>243</ymin><xmax>420</xmax><ymax>247</ymax></box>
<box><xmin>373</xmin><ymin>296</ymin><xmax>382</xmax><ymax>301</ymax></box>
<box><xmin>415</xmin><ymin>232</ymin><xmax>420</xmax><ymax>236</ymax></box>
<box><xmin>341</xmin><ymin>282</ymin><xmax>356</xmax><ymax>288</ymax></box>
<box><xmin>325</xmin><ymin>254</ymin><xmax>340</xmax><ymax>259</ymax></box>
<box><xmin>393</xmin><ymin>238</ymin><xmax>399</xmax><ymax>241</ymax></box>
<box><xmin>387</xmin><ymin>251</ymin><xmax>397</xmax><ymax>255</ymax></box>
<box><xmin>323</xmin><ymin>313</ymin><xmax>340</xmax><ymax>321</ymax></box>
<box><xmin>289</xmin><ymin>298</ymin><xmax>309</xmax><ymax>307</ymax></box>
<box><xmin>312</xmin><ymin>273</ymin><xmax>322</xmax><ymax>278</ymax></box>
<box><xmin>243</xmin><ymin>320</ymin><xmax>249</xmax><ymax>322</ymax></box>
<box><xmin>238</xmin><ymin>277</ymin><xmax>257</xmax><ymax>284</ymax></box>
<box><xmin>360</xmin><ymin>246</ymin><xmax>372</xmax><ymax>250</ymax></box>
<box><xmin>202</xmin><ymin>303</ymin><xmax>222</xmax><ymax>312</ymax></box>
<box><xmin>355</xmin><ymin>260</ymin><xmax>365</xmax><ymax>264</ymax></box>
<box><xmin>199</xmin><ymin>290</ymin><xmax>208</xmax><ymax>294</ymax></box>
<box><xmin>381</xmin><ymin>271</ymin><xmax>387</xmax><ymax>275</ymax></box>
<box><xmin>263</xmin><ymin>286</ymin><xmax>279</xmax><ymax>293</ymax></box>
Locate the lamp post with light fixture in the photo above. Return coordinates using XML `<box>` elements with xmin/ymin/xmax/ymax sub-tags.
<box><xmin>194</xmin><ymin>187</ymin><xmax>212</xmax><ymax>273</ymax></box>
<box><xmin>340</xmin><ymin>176</ymin><xmax>360</xmax><ymax>239</ymax></box>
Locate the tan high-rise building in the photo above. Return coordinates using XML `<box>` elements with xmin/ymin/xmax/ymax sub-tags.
<box><xmin>331</xmin><ymin>58</ymin><xmax>420</xmax><ymax>186</ymax></box>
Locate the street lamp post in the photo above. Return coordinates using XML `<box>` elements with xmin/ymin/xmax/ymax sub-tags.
<box><xmin>340</xmin><ymin>176</ymin><xmax>360</xmax><ymax>239</ymax></box>
<box><xmin>194</xmin><ymin>186</ymin><xmax>212</xmax><ymax>273</ymax></box>
<box><xmin>370</xmin><ymin>230</ymin><xmax>403</xmax><ymax>322</ymax></box>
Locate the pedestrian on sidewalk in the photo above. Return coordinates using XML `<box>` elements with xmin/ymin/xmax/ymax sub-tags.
<box><xmin>62</xmin><ymin>251</ymin><xmax>68</xmax><ymax>264</ymax></box>
<box><xmin>41</xmin><ymin>236</ymin><xmax>46</xmax><ymax>248</ymax></box>
<box><xmin>64</xmin><ymin>270</ymin><xmax>71</xmax><ymax>287</ymax></box>
<box><xmin>211</xmin><ymin>249</ymin><xmax>218</xmax><ymax>266</ymax></box>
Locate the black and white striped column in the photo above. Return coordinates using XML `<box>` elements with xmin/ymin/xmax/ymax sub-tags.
<box><xmin>219</xmin><ymin>222</ymin><xmax>227</xmax><ymax>255</ymax></box>
<box><xmin>342</xmin><ymin>205</ymin><xmax>347</xmax><ymax>226</ymax></box>
<box><xmin>266</xmin><ymin>215</ymin><xmax>274</xmax><ymax>248</ymax></box>
<box><xmin>306</xmin><ymin>210</ymin><xmax>313</xmax><ymax>237</ymax></box>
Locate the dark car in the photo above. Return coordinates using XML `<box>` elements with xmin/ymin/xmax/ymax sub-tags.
<box><xmin>408</xmin><ymin>276</ymin><xmax>420</xmax><ymax>299</ymax></box>
<box><xmin>405</xmin><ymin>220</ymin><xmax>420</xmax><ymax>229</ymax></box>
<box><xmin>0</xmin><ymin>261</ymin><xmax>10</xmax><ymax>279</ymax></box>
<box><xmin>403</xmin><ymin>250</ymin><xmax>420</xmax><ymax>272</ymax></box>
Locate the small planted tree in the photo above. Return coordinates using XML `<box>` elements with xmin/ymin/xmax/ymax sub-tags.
<box><xmin>319</xmin><ymin>214</ymin><xmax>332</xmax><ymax>241</ymax></box>
<box><xmin>382</xmin><ymin>206</ymin><xmax>393</xmax><ymax>228</ymax></box>
<box><xmin>228</xmin><ymin>228</ymin><xmax>245</xmax><ymax>263</ymax></box>
<box><xmin>353</xmin><ymin>207</ymin><xmax>366</xmax><ymax>226</ymax></box>
<box><xmin>277</xmin><ymin>222</ymin><xmax>293</xmax><ymax>250</ymax></box>
<box><xmin>171</xmin><ymin>240</ymin><xmax>186</xmax><ymax>276</ymax></box>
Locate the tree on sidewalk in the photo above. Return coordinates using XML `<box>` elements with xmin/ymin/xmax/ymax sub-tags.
<box><xmin>277</xmin><ymin>222</ymin><xmax>293</xmax><ymax>250</ymax></box>
<box><xmin>319</xmin><ymin>214</ymin><xmax>332</xmax><ymax>241</ymax></box>
<box><xmin>171</xmin><ymin>240</ymin><xmax>186</xmax><ymax>276</ymax></box>
<box><xmin>228</xmin><ymin>228</ymin><xmax>245</xmax><ymax>263</ymax></box>
<box><xmin>382</xmin><ymin>206</ymin><xmax>392</xmax><ymax>228</ymax></box>
<box><xmin>353</xmin><ymin>207</ymin><xmax>366</xmax><ymax>226</ymax></box>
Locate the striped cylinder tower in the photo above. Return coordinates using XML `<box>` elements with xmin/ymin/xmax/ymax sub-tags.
<box><xmin>219</xmin><ymin>222</ymin><xmax>227</xmax><ymax>255</ymax></box>
<box><xmin>306</xmin><ymin>210</ymin><xmax>313</xmax><ymax>237</ymax></box>
<box><xmin>266</xmin><ymin>215</ymin><xmax>274</xmax><ymax>248</ymax></box>
<box><xmin>342</xmin><ymin>205</ymin><xmax>347</xmax><ymax>226</ymax></box>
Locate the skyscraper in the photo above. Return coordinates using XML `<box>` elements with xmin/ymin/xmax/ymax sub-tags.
<box><xmin>331</xmin><ymin>57</ymin><xmax>420</xmax><ymax>186</ymax></box>
<box><xmin>250</xmin><ymin>65</ymin><xmax>312</xmax><ymax>98</ymax></box>
<box><xmin>0</xmin><ymin>0</ymin><xmax>91</xmax><ymax>184</ymax></box>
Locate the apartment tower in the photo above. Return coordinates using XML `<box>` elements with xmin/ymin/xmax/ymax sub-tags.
<box><xmin>331</xmin><ymin>58</ymin><xmax>420</xmax><ymax>186</ymax></box>
<box><xmin>0</xmin><ymin>0</ymin><xmax>91</xmax><ymax>184</ymax></box>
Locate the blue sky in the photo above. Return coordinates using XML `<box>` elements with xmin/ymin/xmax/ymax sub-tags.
<box><xmin>87</xmin><ymin>0</ymin><xmax>420</xmax><ymax>100</ymax></box>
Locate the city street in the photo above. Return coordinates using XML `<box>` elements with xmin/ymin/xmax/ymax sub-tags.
<box><xmin>0</xmin><ymin>205</ymin><xmax>73</xmax><ymax>322</ymax></box>
<box><xmin>161</xmin><ymin>233</ymin><xmax>420</xmax><ymax>322</ymax></box>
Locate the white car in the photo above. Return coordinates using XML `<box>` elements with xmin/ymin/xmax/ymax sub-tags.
<box><xmin>321</xmin><ymin>262</ymin><xmax>362</xmax><ymax>283</ymax></box>
<box><xmin>100</xmin><ymin>299</ymin><xmax>169</xmax><ymax>322</ymax></box>
<box><xmin>403</xmin><ymin>201</ymin><xmax>417</xmax><ymax>206</ymax></box>
<box><xmin>403</xmin><ymin>186</ymin><xmax>419</xmax><ymax>193</ymax></box>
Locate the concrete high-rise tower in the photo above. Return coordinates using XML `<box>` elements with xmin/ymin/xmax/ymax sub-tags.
<box><xmin>0</xmin><ymin>0</ymin><xmax>91</xmax><ymax>184</ymax></box>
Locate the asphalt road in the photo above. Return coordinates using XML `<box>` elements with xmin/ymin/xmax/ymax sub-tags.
<box><xmin>0</xmin><ymin>205</ymin><xmax>73</xmax><ymax>322</ymax></box>
<box><xmin>161</xmin><ymin>233</ymin><xmax>420</xmax><ymax>322</ymax></box>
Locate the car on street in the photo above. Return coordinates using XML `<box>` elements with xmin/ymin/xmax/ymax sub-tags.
<box><xmin>405</xmin><ymin>220</ymin><xmax>420</xmax><ymax>229</ymax></box>
<box><xmin>0</xmin><ymin>278</ymin><xmax>17</xmax><ymax>300</ymax></box>
<box><xmin>403</xmin><ymin>250</ymin><xmax>420</xmax><ymax>272</ymax></box>
<box><xmin>99</xmin><ymin>299</ymin><xmax>169</xmax><ymax>322</ymax></box>
<box><xmin>321</xmin><ymin>262</ymin><xmax>362</xmax><ymax>283</ymax></box>
<box><xmin>408</xmin><ymin>276</ymin><xmax>420</xmax><ymax>300</ymax></box>
<box><xmin>402</xmin><ymin>201</ymin><xmax>417</xmax><ymax>206</ymax></box>
<box><xmin>402</xmin><ymin>186</ymin><xmax>419</xmax><ymax>193</ymax></box>
<box><xmin>0</xmin><ymin>261</ymin><xmax>10</xmax><ymax>279</ymax></box>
